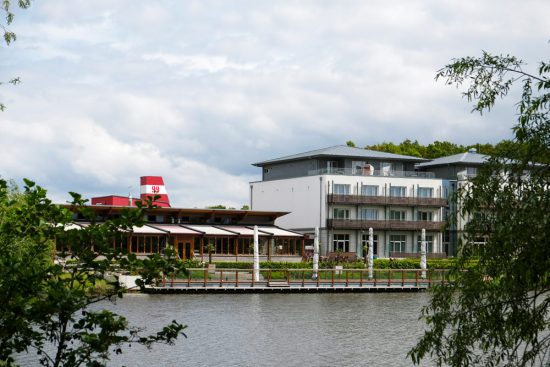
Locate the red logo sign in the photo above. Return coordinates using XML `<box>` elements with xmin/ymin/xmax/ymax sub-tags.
<box><xmin>151</xmin><ymin>185</ymin><xmax>160</xmax><ymax>194</ymax></box>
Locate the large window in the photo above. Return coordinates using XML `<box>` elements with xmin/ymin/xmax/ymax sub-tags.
<box><xmin>361</xmin><ymin>234</ymin><xmax>378</xmax><ymax>256</ymax></box>
<box><xmin>417</xmin><ymin>187</ymin><xmax>433</xmax><ymax>198</ymax></box>
<box><xmin>327</xmin><ymin>161</ymin><xmax>338</xmax><ymax>173</ymax></box>
<box><xmin>361</xmin><ymin>185</ymin><xmax>378</xmax><ymax>196</ymax></box>
<box><xmin>131</xmin><ymin>235</ymin><xmax>166</xmax><ymax>254</ymax></box>
<box><xmin>389</xmin><ymin>210</ymin><xmax>406</xmax><ymax>221</ymax></box>
<box><xmin>360</xmin><ymin>208</ymin><xmax>379</xmax><ymax>220</ymax></box>
<box><xmin>390</xmin><ymin>186</ymin><xmax>407</xmax><ymax>197</ymax></box>
<box><xmin>333</xmin><ymin>234</ymin><xmax>350</xmax><ymax>252</ymax></box>
<box><xmin>333</xmin><ymin>184</ymin><xmax>350</xmax><ymax>195</ymax></box>
<box><xmin>389</xmin><ymin>235</ymin><xmax>406</xmax><ymax>253</ymax></box>
<box><xmin>417</xmin><ymin>211</ymin><xmax>434</xmax><ymax>221</ymax></box>
<box><xmin>333</xmin><ymin>208</ymin><xmax>350</xmax><ymax>219</ymax></box>
<box><xmin>417</xmin><ymin>235</ymin><xmax>434</xmax><ymax>253</ymax></box>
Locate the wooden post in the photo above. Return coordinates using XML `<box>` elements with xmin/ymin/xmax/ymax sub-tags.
<box><xmin>204</xmin><ymin>269</ymin><xmax>208</xmax><ymax>288</ymax></box>
<box><xmin>360</xmin><ymin>269</ymin><xmax>363</xmax><ymax>287</ymax></box>
<box><xmin>302</xmin><ymin>270</ymin><xmax>305</xmax><ymax>288</ymax></box>
<box><xmin>286</xmin><ymin>270</ymin><xmax>290</xmax><ymax>285</ymax></box>
<box><xmin>346</xmin><ymin>270</ymin><xmax>349</xmax><ymax>287</ymax></box>
<box><xmin>219</xmin><ymin>270</ymin><xmax>223</xmax><ymax>287</ymax></box>
<box><xmin>416</xmin><ymin>269</ymin><xmax>419</xmax><ymax>287</ymax></box>
<box><xmin>401</xmin><ymin>270</ymin><xmax>405</xmax><ymax>287</ymax></box>
<box><xmin>236</xmin><ymin>270</ymin><xmax>239</xmax><ymax>288</ymax></box>
<box><xmin>187</xmin><ymin>270</ymin><xmax>191</xmax><ymax>287</ymax></box>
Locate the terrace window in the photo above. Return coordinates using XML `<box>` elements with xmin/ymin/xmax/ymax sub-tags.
<box><xmin>360</xmin><ymin>208</ymin><xmax>379</xmax><ymax>220</ymax></box>
<box><xmin>417</xmin><ymin>211</ymin><xmax>434</xmax><ymax>221</ymax></box>
<box><xmin>389</xmin><ymin>210</ymin><xmax>406</xmax><ymax>221</ymax></box>
<box><xmin>417</xmin><ymin>187</ymin><xmax>433</xmax><ymax>198</ymax></box>
<box><xmin>333</xmin><ymin>208</ymin><xmax>350</xmax><ymax>219</ymax></box>
<box><xmin>333</xmin><ymin>234</ymin><xmax>350</xmax><ymax>252</ymax></box>
<box><xmin>361</xmin><ymin>185</ymin><xmax>378</xmax><ymax>196</ymax></box>
<box><xmin>361</xmin><ymin>234</ymin><xmax>378</xmax><ymax>255</ymax></box>
<box><xmin>417</xmin><ymin>235</ymin><xmax>434</xmax><ymax>253</ymax></box>
<box><xmin>389</xmin><ymin>234</ymin><xmax>407</xmax><ymax>253</ymax></box>
<box><xmin>333</xmin><ymin>184</ymin><xmax>350</xmax><ymax>195</ymax></box>
<box><xmin>390</xmin><ymin>186</ymin><xmax>407</xmax><ymax>197</ymax></box>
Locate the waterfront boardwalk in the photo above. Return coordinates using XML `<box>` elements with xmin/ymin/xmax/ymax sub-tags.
<box><xmin>144</xmin><ymin>268</ymin><xmax>449</xmax><ymax>294</ymax></box>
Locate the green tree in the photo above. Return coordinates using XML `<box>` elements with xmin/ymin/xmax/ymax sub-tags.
<box><xmin>409</xmin><ymin>51</ymin><xmax>550</xmax><ymax>366</ymax></box>
<box><xmin>1</xmin><ymin>0</ymin><xmax>30</xmax><ymax>111</ymax></box>
<box><xmin>0</xmin><ymin>179</ymin><xmax>186</xmax><ymax>366</ymax></box>
<box><xmin>346</xmin><ymin>140</ymin><xmax>356</xmax><ymax>147</ymax></box>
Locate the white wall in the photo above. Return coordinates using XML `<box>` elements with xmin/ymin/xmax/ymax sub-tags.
<box><xmin>251</xmin><ymin>175</ymin><xmax>324</xmax><ymax>229</ymax></box>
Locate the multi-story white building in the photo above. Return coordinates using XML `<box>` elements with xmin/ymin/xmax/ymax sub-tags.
<box><xmin>250</xmin><ymin>146</ymin><xmax>451</xmax><ymax>258</ymax></box>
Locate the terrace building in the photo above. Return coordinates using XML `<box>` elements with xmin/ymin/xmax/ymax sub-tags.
<box><xmin>65</xmin><ymin>176</ymin><xmax>305</xmax><ymax>262</ymax></box>
<box><xmin>250</xmin><ymin>146</ymin><xmax>451</xmax><ymax>259</ymax></box>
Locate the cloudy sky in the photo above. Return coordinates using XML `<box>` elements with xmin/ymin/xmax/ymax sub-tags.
<box><xmin>1</xmin><ymin>0</ymin><xmax>549</xmax><ymax>207</ymax></box>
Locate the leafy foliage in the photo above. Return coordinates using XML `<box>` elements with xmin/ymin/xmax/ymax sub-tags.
<box><xmin>1</xmin><ymin>0</ymin><xmax>31</xmax><ymax>111</ymax></box>
<box><xmin>0</xmin><ymin>179</ymin><xmax>186</xmax><ymax>366</ymax></box>
<box><xmin>365</xmin><ymin>138</ymin><xmax>520</xmax><ymax>159</ymax></box>
<box><xmin>409</xmin><ymin>51</ymin><xmax>550</xmax><ymax>366</ymax></box>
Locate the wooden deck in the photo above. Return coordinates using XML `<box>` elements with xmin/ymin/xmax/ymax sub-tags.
<box><xmin>142</xmin><ymin>268</ymin><xmax>449</xmax><ymax>294</ymax></box>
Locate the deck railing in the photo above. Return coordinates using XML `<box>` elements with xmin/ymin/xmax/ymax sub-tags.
<box><xmin>159</xmin><ymin>268</ymin><xmax>451</xmax><ymax>289</ymax></box>
<box><xmin>308</xmin><ymin>168</ymin><xmax>436</xmax><ymax>179</ymax></box>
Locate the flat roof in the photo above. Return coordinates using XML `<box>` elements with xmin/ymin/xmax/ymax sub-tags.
<box><xmin>416</xmin><ymin>151</ymin><xmax>489</xmax><ymax>168</ymax></box>
<box><xmin>253</xmin><ymin>145</ymin><xmax>426</xmax><ymax>166</ymax></box>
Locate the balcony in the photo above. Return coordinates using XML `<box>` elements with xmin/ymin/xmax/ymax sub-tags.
<box><xmin>308</xmin><ymin>167</ymin><xmax>436</xmax><ymax>179</ymax></box>
<box><xmin>327</xmin><ymin>219</ymin><xmax>445</xmax><ymax>231</ymax></box>
<box><xmin>327</xmin><ymin>194</ymin><xmax>448</xmax><ymax>207</ymax></box>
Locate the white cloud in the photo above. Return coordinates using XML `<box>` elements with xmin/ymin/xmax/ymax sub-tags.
<box><xmin>1</xmin><ymin>0</ymin><xmax>549</xmax><ymax>206</ymax></box>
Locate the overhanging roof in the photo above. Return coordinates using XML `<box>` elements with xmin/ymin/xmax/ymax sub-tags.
<box><xmin>253</xmin><ymin>145</ymin><xmax>426</xmax><ymax>166</ymax></box>
<box><xmin>416</xmin><ymin>151</ymin><xmax>489</xmax><ymax>168</ymax></box>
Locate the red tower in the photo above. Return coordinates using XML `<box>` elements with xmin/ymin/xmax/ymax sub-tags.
<box><xmin>140</xmin><ymin>176</ymin><xmax>171</xmax><ymax>207</ymax></box>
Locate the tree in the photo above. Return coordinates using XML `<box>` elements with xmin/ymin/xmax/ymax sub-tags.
<box><xmin>1</xmin><ymin>0</ymin><xmax>30</xmax><ymax>111</ymax></box>
<box><xmin>409</xmin><ymin>51</ymin><xmax>550</xmax><ymax>366</ymax></box>
<box><xmin>346</xmin><ymin>140</ymin><xmax>356</xmax><ymax>147</ymax></box>
<box><xmin>0</xmin><ymin>179</ymin><xmax>187</xmax><ymax>366</ymax></box>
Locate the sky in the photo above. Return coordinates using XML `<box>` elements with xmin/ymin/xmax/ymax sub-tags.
<box><xmin>1</xmin><ymin>0</ymin><xmax>549</xmax><ymax>208</ymax></box>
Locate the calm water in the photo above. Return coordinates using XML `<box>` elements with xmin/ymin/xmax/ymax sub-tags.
<box><xmin>18</xmin><ymin>293</ymin><xmax>435</xmax><ymax>367</ymax></box>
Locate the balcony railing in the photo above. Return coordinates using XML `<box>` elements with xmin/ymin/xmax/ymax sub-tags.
<box><xmin>327</xmin><ymin>194</ymin><xmax>448</xmax><ymax>207</ymax></box>
<box><xmin>327</xmin><ymin>219</ymin><xmax>445</xmax><ymax>231</ymax></box>
<box><xmin>308</xmin><ymin>168</ymin><xmax>436</xmax><ymax>179</ymax></box>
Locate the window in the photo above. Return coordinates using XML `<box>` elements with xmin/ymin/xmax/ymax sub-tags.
<box><xmin>393</xmin><ymin>162</ymin><xmax>404</xmax><ymax>172</ymax></box>
<box><xmin>327</xmin><ymin>161</ymin><xmax>338</xmax><ymax>173</ymax></box>
<box><xmin>390</xmin><ymin>186</ymin><xmax>406</xmax><ymax>197</ymax></box>
<box><xmin>361</xmin><ymin>234</ymin><xmax>378</xmax><ymax>255</ymax></box>
<box><xmin>417</xmin><ymin>235</ymin><xmax>434</xmax><ymax>253</ymax></box>
<box><xmin>333</xmin><ymin>234</ymin><xmax>350</xmax><ymax>252</ymax></box>
<box><xmin>360</xmin><ymin>208</ymin><xmax>378</xmax><ymax>220</ymax></box>
<box><xmin>417</xmin><ymin>211</ymin><xmax>433</xmax><ymax>221</ymax></box>
<box><xmin>417</xmin><ymin>187</ymin><xmax>433</xmax><ymax>198</ymax></box>
<box><xmin>333</xmin><ymin>208</ymin><xmax>350</xmax><ymax>219</ymax></box>
<box><xmin>352</xmin><ymin>161</ymin><xmax>366</xmax><ymax>175</ymax></box>
<box><xmin>333</xmin><ymin>184</ymin><xmax>350</xmax><ymax>195</ymax></box>
<box><xmin>389</xmin><ymin>235</ymin><xmax>406</xmax><ymax>253</ymax></box>
<box><xmin>466</xmin><ymin>167</ymin><xmax>478</xmax><ymax>176</ymax></box>
<box><xmin>361</xmin><ymin>185</ymin><xmax>378</xmax><ymax>196</ymax></box>
<box><xmin>389</xmin><ymin>210</ymin><xmax>406</xmax><ymax>221</ymax></box>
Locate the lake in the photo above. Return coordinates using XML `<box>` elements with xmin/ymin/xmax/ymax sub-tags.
<box><xmin>18</xmin><ymin>292</ymin><xmax>435</xmax><ymax>366</ymax></box>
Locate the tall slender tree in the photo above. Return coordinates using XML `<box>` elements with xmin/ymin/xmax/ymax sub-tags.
<box><xmin>409</xmin><ymin>51</ymin><xmax>550</xmax><ymax>366</ymax></box>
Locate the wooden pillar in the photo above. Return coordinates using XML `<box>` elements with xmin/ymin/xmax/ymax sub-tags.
<box><xmin>234</xmin><ymin>238</ymin><xmax>238</xmax><ymax>256</ymax></box>
<box><xmin>301</xmin><ymin>238</ymin><xmax>305</xmax><ymax>257</ymax></box>
<box><xmin>200</xmin><ymin>237</ymin><xmax>204</xmax><ymax>258</ymax></box>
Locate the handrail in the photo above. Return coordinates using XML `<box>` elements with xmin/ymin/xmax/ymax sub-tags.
<box><xmin>159</xmin><ymin>268</ymin><xmax>450</xmax><ymax>289</ymax></box>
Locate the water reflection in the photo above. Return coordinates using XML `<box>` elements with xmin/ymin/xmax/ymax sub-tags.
<box><xmin>18</xmin><ymin>293</ymin><xmax>434</xmax><ymax>367</ymax></box>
